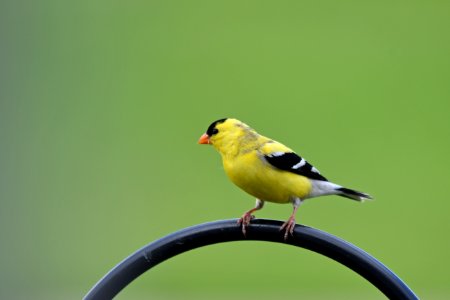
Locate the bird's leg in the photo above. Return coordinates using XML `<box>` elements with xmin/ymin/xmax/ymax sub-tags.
<box><xmin>280</xmin><ymin>198</ymin><xmax>302</xmax><ymax>240</ymax></box>
<box><xmin>238</xmin><ymin>199</ymin><xmax>264</xmax><ymax>236</ymax></box>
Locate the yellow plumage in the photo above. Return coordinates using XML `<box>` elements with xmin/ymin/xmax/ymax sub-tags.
<box><xmin>223</xmin><ymin>146</ymin><xmax>312</xmax><ymax>203</ymax></box>
<box><xmin>198</xmin><ymin>118</ymin><xmax>372</xmax><ymax>239</ymax></box>
<box><xmin>207</xmin><ymin>119</ymin><xmax>311</xmax><ymax>202</ymax></box>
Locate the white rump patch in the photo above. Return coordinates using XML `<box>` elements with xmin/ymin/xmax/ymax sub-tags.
<box><xmin>307</xmin><ymin>180</ymin><xmax>341</xmax><ymax>199</ymax></box>
<box><xmin>292</xmin><ymin>159</ymin><xmax>306</xmax><ymax>169</ymax></box>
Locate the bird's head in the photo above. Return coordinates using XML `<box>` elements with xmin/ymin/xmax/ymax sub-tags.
<box><xmin>198</xmin><ymin>118</ymin><xmax>256</xmax><ymax>154</ymax></box>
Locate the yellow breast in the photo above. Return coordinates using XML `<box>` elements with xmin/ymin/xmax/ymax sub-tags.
<box><xmin>222</xmin><ymin>151</ymin><xmax>312</xmax><ymax>203</ymax></box>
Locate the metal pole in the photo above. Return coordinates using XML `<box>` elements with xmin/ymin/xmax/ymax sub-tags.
<box><xmin>84</xmin><ymin>219</ymin><xmax>418</xmax><ymax>299</ymax></box>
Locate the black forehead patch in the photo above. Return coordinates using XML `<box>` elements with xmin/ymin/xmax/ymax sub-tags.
<box><xmin>206</xmin><ymin>118</ymin><xmax>227</xmax><ymax>136</ymax></box>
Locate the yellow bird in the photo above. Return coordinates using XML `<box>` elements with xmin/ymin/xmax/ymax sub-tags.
<box><xmin>198</xmin><ymin>118</ymin><xmax>372</xmax><ymax>240</ymax></box>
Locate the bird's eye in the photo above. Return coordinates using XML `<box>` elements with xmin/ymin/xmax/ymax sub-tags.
<box><xmin>212</xmin><ymin>128</ymin><xmax>219</xmax><ymax>135</ymax></box>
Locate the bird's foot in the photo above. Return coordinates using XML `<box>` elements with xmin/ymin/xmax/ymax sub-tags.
<box><xmin>280</xmin><ymin>216</ymin><xmax>296</xmax><ymax>241</ymax></box>
<box><xmin>237</xmin><ymin>212</ymin><xmax>255</xmax><ymax>236</ymax></box>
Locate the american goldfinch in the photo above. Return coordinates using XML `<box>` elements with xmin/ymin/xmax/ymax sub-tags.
<box><xmin>198</xmin><ymin>118</ymin><xmax>372</xmax><ymax>240</ymax></box>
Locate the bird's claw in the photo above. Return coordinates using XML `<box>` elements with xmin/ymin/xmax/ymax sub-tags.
<box><xmin>280</xmin><ymin>217</ymin><xmax>296</xmax><ymax>241</ymax></box>
<box><xmin>237</xmin><ymin>212</ymin><xmax>255</xmax><ymax>236</ymax></box>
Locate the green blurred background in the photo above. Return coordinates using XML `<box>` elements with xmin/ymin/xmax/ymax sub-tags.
<box><xmin>1</xmin><ymin>1</ymin><xmax>450</xmax><ymax>299</ymax></box>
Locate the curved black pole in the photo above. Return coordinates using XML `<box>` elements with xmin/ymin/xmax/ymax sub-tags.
<box><xmin>84</xmin><ymin>219</ymin><xmax>418</xmax><ymax>300</ymax></box>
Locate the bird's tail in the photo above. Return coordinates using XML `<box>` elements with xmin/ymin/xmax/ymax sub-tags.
<box><xmin>336</xmin><ymin>187</ymin><xmax>373</xmax><ymax>201</ymax></box>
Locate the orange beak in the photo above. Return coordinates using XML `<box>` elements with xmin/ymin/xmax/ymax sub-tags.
<box><xmin>198</xmin><ymin>133</ymin><xmax>210</xmax><ymax>144</ymax></box>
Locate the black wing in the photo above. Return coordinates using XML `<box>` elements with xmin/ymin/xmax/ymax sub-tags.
<box><xmin>264</xmin><ymin>152</ymin><xmax>328</xmax><ymax>181</ymax></box>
